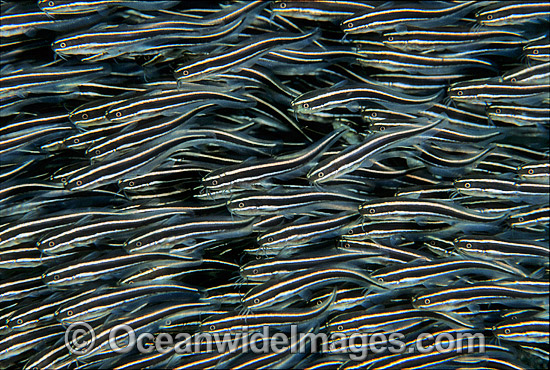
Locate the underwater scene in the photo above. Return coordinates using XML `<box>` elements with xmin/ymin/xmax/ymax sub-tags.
<box><xmin>1</xmin><ymin>1</ymin><xmax>549</xmax><ymax>369</ymax></box>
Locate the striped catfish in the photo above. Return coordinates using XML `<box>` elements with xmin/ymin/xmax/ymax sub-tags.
<box><xmin>105</xmin><ymin>86</ymin><xmax>251</xmax><ymax>122</ymax></box>
<box><xmin>75</xmin><ymin>302</ymin><xmax>217</xmax><ymax>362</ymax></box>
<box><xmin>38</xmin><ymin>0</ymin><xmax>181</xmax><ymax>14</ymax></box>
<box><xmin>524</xmin><ymin>40</ymin><xmax>550</xmax><ymax>62</ymax></box>
<box><xmin>42</xmin><ymin>252</ymin><xmax>200</xmax><ymax>287</ymax></box>
<box><xmin>0</xmin><ymin>273</ymin><xmax>48</xmax><ymax>303</ymax></box>
<box><xmin>174</xmin><ymin>30</ymin><xmax>318</xmax><ymax>82</ymax></box>
<box><xmin>55</xmin><ymin>283</ymin><xmax>200</xmax><ymax>324</ymax></box>
<box><xmin>502</xmin><ymin>62</ymin><xmax>550</xmax><ymax>83</ymax></box>
<box><xmin>6</xmin><ymin>290</ymin><xmax>91</xmax><ymax>332</ymax></box>
<box><xmin>124</xmin><ymin>216</ymin><xmax>255</xmax><ymax>254</ymax></box>
<box><xmin>494</xmin><ymin>313</ymin><xmax>549</xmax><ymax>344</ymax></box>
<box><xmin>0</xmin><ymin>324</ymin><xmax>64</xmax><ymax>362</ymax></box>
<box><xmin>36</xmin><ymin>210</ymin><xmax>187</xmax><ymax>254</ymax></box>
<box><xmin>201</xmin><ymin>129</ymin><xmax>345</xmax><ymax>191</ymax></box>
<box><xmin>226</xmin><ymin>187</ymin><xmax>365</xmax><ymax>216</ymax></box>
<box><xmin>339</xmin><ymin>239</ymin><xmax>433</xmax><ymax>264</ymax></box>
<box><xmin>0</xmin><ymin>64</ymin><xmax>110</xmax><ymax>100</ymax></box>
<box><xmin>359</xmin><ymin>198</ymin><xmax>509</xmax><ymax>224</ymax></box>
<box><xmin>412</xmin><ymin>281</ymin><xmax>550</xmax><ymax>311</ymax></box>
<box><xmin>292</xmin><ymin>82</ymin><xmax>444</xmax><ymax>114</ymax></box>
<box><xmin>371</xmin><ymin>257</ymin><xmax>528</xmax><ymax>288</ymax></box>
<box><xmin>454</xmin><ymin>177</ymin><xmax>550</xmax><ymax>204</ymax></box>
<box><xmin>51</xmin><ymin>19</ymin><xmax>239</xmax><ymax>62</ymax></box>
<box><xmin>0</xmin><ymin>209</ymin><xmax>120</xmax><ymax>250</ymax></box>
<box><xmin>355</xmin><ymin>46</ymin><xmax>496</xmax><ymax>75</ymax></box>
<box><xmin>64</xmin><ymin>129</ymin><xmax>212</xmax><ymax>191</ymax></box>
<box><xmin>241</xmin><ymin>267</ymin><xmax>385</xmax><ymax>311</ymax></box>
<box><xmin>200</xmin><ymin>292</ymin><xmax>333</xmax><ymax>333</ymax></box>
<box><xmin>448</xmin><ymin>78</ymin><xmax>550</xmax><ymax>105</ymax></box>
<box><xmin>341</xmin><ymin>1</ymin><xmax>479</xmax><ymax>34</ymax></box>
<box><xmin>381</xmin><ymin>28</ymin><xmax>525</xmax><ymax>52</ymax></box>
<box><xmin>508</xmin><ymin>205</ymin><xmax>549</xmax><ymax>230</ymax></box>
<box><xmin>454</xmin><ymin>236</ymin><xmax>550</xmax><ymax>265</ymax></box>
<box><xmin>0</xmin><ymin>245</ymin><xmax>75</xmax><ymax>269</ymax></box>
<box><xmin>307</xmin><ymin>119</ymin><xmax>441</xmax><ymax>183</ymax></box>
<box><xmin>487</xmin><ymin>105</ymin><xmax>550</xmax><ymax>126</ymax></box>
<box><xmin>518</xmin><ymin>161</ymin><xmax>550</xmax><ymax>183</ymax></box>
<box><xmin>326</xmin><ymin>305</ymin><xmax>475</xmax><ymax>336</ymax></box>
<box><xmin>0</xmin><ymin>4</ymin><xmax>101</xmax><ymax>37</ymax></box>
<box><xmin>270</xmin><ymin>1</ymin><xmax>374</xmax><ymax>22</ymax></box>
<box><xmin>256</xmin><ymin>212</ymin><xmax>359</xmax><ymax>252</ymax></box>
<box><xmin>68</xmin><ymin>93</ymin><xmax>140</xmax><ymax>127</ymax></box>
<box><xmin>240</xmin><ymin>248</ymin><xmax>373</xmax><ymax>282</ymax></box>
<box><xmin>88</xmin><ymin>105</ymin><xmax>214</xmax><ymax>160</ymax></box>
<box><xmin>476</xmin><ymin>2</ymin><xmax>550</xmax><ymax>26</ymax></box>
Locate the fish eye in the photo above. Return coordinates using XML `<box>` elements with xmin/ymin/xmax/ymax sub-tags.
<box><xmin>16</xmin><ymin>319</ymin><xmax>23</xmax><ymax>325</ymax></box>
<box><xmin>267</xmin><ymin>237</ymin><xmax>274</xmax><ymax>242</ymax></box>
<box><xmin>368</xmin><ymin>208</ymin><xmax>375</xmax><ymax>214</ymax></box>
<box><xmin>279</xmin><ymin>2</ymin><xmax>286</xmax><ymax>8</ymax></box>
<box><xmin>378</xmin><ymin>278</ymin><xmax>384</xmax><ymax>282</ymax></box>
<box><xmin>73</xmin><ymin>138</ymin><xmax>80</xmax><ymax>144</ymax></box>
<box><xmin>528</xmin><ymin>169</ymin><xmax>534</xmax><ymax>174</ymax></box>
<box><xmin>510</xmin><ymin>78</ymin><xmax>517</xmax><ymax>82</ymax></box>
<box><xmin>115</xmin><ymin>112</ymin><xmax>122</xmax><ymax>118</ymax></box>
<box><xmin>387</xmin><ymin>36</ymin><xmax>394</xmax><ymax>41</ymax></box>
<box><xmin>347</xmin><ymin>22</ymin><xmax>353</xmax><ymax>28</ymax></box>
<box><xmin>253</xmin><ymin>298</ymin><xmax>260</xmax><ymax>304</ymax></box>
<box><xmin>67</xmin><ymin>310</ymin><xmax>73</xmax><ymax>316</ymax></box>
<box><xmin>504</xmin><ymin>328</ymin><xmax>511</xmax><ymax>334</ymax></box>
<box><xmin>48</xmin><ymin>241</ymin><xmax>55</xmax><ymax>247</ymax></box>
<box><xmin>495</xmin><ymin>109</ymin><xmax>501</xmax><ymax>114</ymax></box>
<box><xmin>424</xmin><ymin>298</ymin><xmax>430</xmax><ymax>304</ymax></box>
<box><xmin>59</xmin><ymin>42</ymin><xmax>66</xmax><ymax>48</ymax></box>
<box><xmin>53</xmin><ymin>274</ymin><xmax>59</xmax><ymax>280</ymax></box>
<box><xmin>165</xmin><ymin>319</ymin><xmax>171</xmax><ymax>325</ymax></box>
<box><xmin>464</xmin><ymin>182</ymin><xmax>471</xmax><ymax>188</ymax></box>
<box><xmin>128</xmin><ymin>181</ymin><xmax>135</xmax><ymax>187</ymax></box>
<box><xmin>457</xmin><ymin>90</ymin><xmax>463</xmax><ymax>96</ymax></box>
<box><xmin>302</xmin><ymin>103</ymin><xmax>309</xmax><ymax>109</ymax></box>
<box><xmin>533</xmin><ymin>49</ymin><xmax>539</xmax><ymax>55</ymax></box>
<box><xmin>379</xmin><ymin>126</ymin><xmax>385</xmax><ymax>131</ymax></box>
<box><xmin>61</xmin><ymin>177</ymin><xmax>67</xmax><ymax>183</ymax></box>
<box><xmin>76</xmin><ymin>180</ymin><xmax>82</xmax><ymax>186</ymax></box>
<box><xmin>337</xmin><ymin>325</ymin><xmax>344</xmax><ymax>331</ymax></box>
<box><xmin>94</xmin><ymin>150</ymin><xmax>101</xmax><ymax>155</ymax></box>
<box><xmin>82</xmin><ymin>113</ymin><xmax>88</xmax><ymax>119</ymax></box>
<box><xmin>317</xmin><ymin>172</ymin><xmax>324</xmax><ymax>178</ymax></box>
<box><xmin>238</xmin><ymin>202</ymin><xmax>244</xmax><ymax>208</ymax></box>
<box><xmin>211</xmin><ymin>180</ymin><xmax>218</xmax><ymax>186</ymax></box>
<box><xmin>348</xmin><ymin>229</ymin><xmax>354</xmax><ymax>234</ymax></box>
<box><xmin>48</xmin><ymin>1</ymin><xmax>54</xmax><ymax>6</ymax></box>
<box><xmin>253</xmin><ymin>269</ymin><xmax>259</xmax><ymax>274</ymax></box>
<box><xmin>255</xmin><ymin>255</ymin><xmax>262</xmax><ymax>260</ymax></box>
<box><xmin>518</xmin><ymin>217</ymin><xmax>524</xmax><ymax>222</ymax></box>
<box><xmin>465</xmin><ymin>243</ymin><xmax>472</xmax><ymax>249</ymax></box>
<box><xmin>486</xmin><ymin>15</ymin><xmax>493</xmax><ymax>20</ymax></box>
<box><xmin>429</xmin><ymin>240</ymin><xmax>436</xmax><ymax>245</ymax></box>
<box><xmin>209</xmin><ymin>325</ymin><xmax>215</xmax><ymax>330</ymax></box>
<box><xmin>316</xmin><ymin>300</ymin><xmax>322</xmax><ymax>305</ymax></box>
<box><xmin>136</xmin><ymin>241</ymin><xmax>142</xmax><ymax>247</ymax></box>
<box><xmin>371</xmin><ymin>112</ymin><xmax>377</xmax><ymax>117</ymax></box>
<box><xmin>182</xmin><ymin>70</ymin><xmax>189</xmax><ymax>76</ymax></box>
<box><xmin>344</xmin><ymin>243</ymin><xmax>350</xmax><ymax>248</ymax></box>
